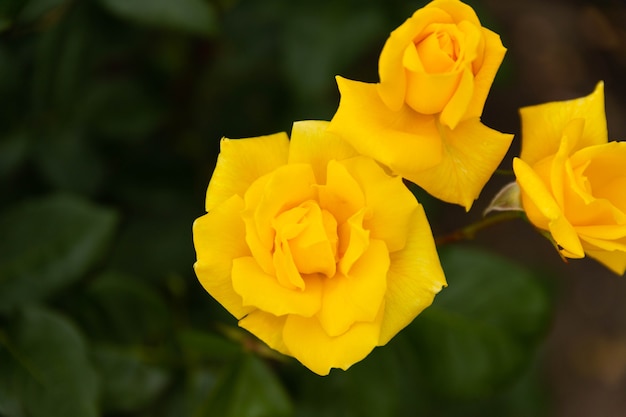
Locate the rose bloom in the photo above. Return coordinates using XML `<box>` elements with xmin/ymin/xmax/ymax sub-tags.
<box><xmin>328</xmin><ymin>0</ymin><xmax>512</xmax><ymax>209</ymax></box>
<box><xmin>193</xmin><ymin>121</ymin><xmax>446</xmax><ymax>375</ymax></box>
<box><xmin>513</xmin><ymin>82</ymin><xmax>626</xmax><ymax>274</ymax></box>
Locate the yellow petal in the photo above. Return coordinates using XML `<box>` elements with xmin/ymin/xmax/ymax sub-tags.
<box><xmin>513</xmin><ymin>158</ymin><xmax>584</xmax><ymax>257</ymax></box>
<box><xmin>282</xmin><ymin>306</ymin><xmax>384</xmax><ymax>376</ymax></box>
<box><xmin>585</xmin><ymin>249</ymin><xmax>626</xmax><ymax>275</ymax></box>
<box><xmin>519</xmin><ymin>82</ymin><xmax>607</xmax><ymax>165</ymax></box>
<box><xmin>288</xmin><ymin>120</ymin><xmax>358</xmax><ymax>184</ymax></box>
<box><xmin>378</xmin><ymin>7</ymin><xmax>453</xmax><ymax>111</ymax></box>
<box><xmin>549</xmin><ymin>216</ymin><xmax>585</xmax><ymax>259</ymax></box>
<box><xmin>550</xmin><ymin>118</ymin><xmax>586</xmax><ymax>208</ymax></box>
<box><xmin>576</xmin><ymin>225</ymin><xmax>626</xmax><ymax>240</ymax></box>
<box><xmin>231</xmin><ymin>256</ymin><xmax>323</xmax><ymax>317</ymax></box>
<box><xmin>429</xmin><ymin>0</ymin><xmax>481</xmax><ymax>26</ymax></box>
<box><xmin>379</xmin><ymin>205</ymin><xmax>446</xmax><ymax>345</ymax></box>
<box><xmin>408</xmin><ymin>118</ymin><xmax>513</xmax><ymax>210</ymax></box>
<box><xmin>572</xmin><ymin>142</ymin><xmax>626</xmax><ymax>215</ymax></box>
<box><xmin>238</xmin><ymin>310</ymin><xmax>290</xmax><ymax>355</ymax></box>
<box><xmin>337</xmin><ymin>208</ymin><xmax>370</xmax><ymax>276</ymax></box>
<box><xmin>318</xmin><ymin>159</ymin><xmax>365</xmax><ymax>226</ymax></box>
<box><xmin>464</xmin><ymin>28</ymin><xmax>507</xmax><ymax>120</ymax></box>
<box><xmin>329</xmin><ymin>77</ymin><xmax>443</xmax><ymax>175</ymax></box>
<box><xmin>405</xmin><ymin>64</ymin><xmax>463</xmax><ymax>115</ymax></box>
<box><xmin>439</xmin><ymin>67</ymin><xmax>474</xmax><ymax>129</ymax></box>
<box><xmin>206</xmin><ymin>133</ymin><xmax>289</xmax><ymax>212</ymax></box>
<box><xmin>317</xmin><ymin>239</ymin><xmax>389</xmax><ymax>337</ymax></box>
<box><xmin>193</xmin><ymin>195</ymin><xmax>253</xmax><ymax>319</ymax></box>
<box><xmin>580</xmin><ymin>235</ymin><xmax>626</xmax><ymax>252</ymax></box>
<box><xmin>242</xmin><ymin>164</ymin><xmax>318</xmax><ymax>275</ymax></box>
<box><xmin>281</xmin><ymin>202</ymin><xmax>338</xmax><ymax>278</ymax></box>
<box><xmin>340</xmin><ymin>156</ymin><xmax>418</xmax><ymax>252</ymax></box>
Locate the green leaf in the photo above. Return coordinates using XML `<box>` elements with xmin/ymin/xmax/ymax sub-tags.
<box><xmin>407</xmin><ymin>245</ymin><xmax>551</xmax><ymax>402</ymax></box>
<box><xmin>200</xmin><ymin>354</ymin><xmax>292</xmax><ymax>417</ymax></box>
<box><xmin>0</xmin><ymin>195</ymin><xmax>118</xmax><ymax>312</ymax></box>
<box><xmin>98</xmin><ymin>0</ymin><xmax>217</xmax><ymax>36</ymax></box>
<box><xmin>178</xmin><ymin>329</ymin><xmax>242</xmax><ymax>363</ymax></box>
<box><xmin>16</xmin><ymin>0</ymin><xmax>69</xmax><ymax>25</ymax></box>
<box><xmin>34</xmin><ymin>128</ymin><xmax>106</xmax><ymax>195</ymax></box>
<box><xmin>294</xmin><ymin>336</ymin><xmax>427</xmax><ymax>417</ymax></box>
<box><xmin>78</xmin><ymin>80</ymin><xmax>164</xmax><ymax>142</ymax></box>
<box><xmin>71</xmin><ymin>271</ymin><xmax>172</xmax><ymax>343</ymax></box>
<box><xmin>0</xmin><ymin>307</ymin><xmax>98</xmax><ymax>417</ymax></box>
<box><xmin>92</xmin><ymin>345</ymin><xmax>170</xmax><ymax>413</ymax></box>
<box><xmin>0</xmin><ymin>131</ymin><xmax>29</xmax><ymax>179</ymax></box>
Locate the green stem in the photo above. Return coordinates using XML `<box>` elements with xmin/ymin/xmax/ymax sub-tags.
<box><xmin>435</xmin><ymin>210</ymin><xmax>524</xmax><ymax>246</ymax></box>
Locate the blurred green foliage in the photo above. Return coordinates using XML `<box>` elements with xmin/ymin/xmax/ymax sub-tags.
<box><xmin>0</xmin><ymin>0</ymin><xmax>553</xmax><ymax>416</ymax></box>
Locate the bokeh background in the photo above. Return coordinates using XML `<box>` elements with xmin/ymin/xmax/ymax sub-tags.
<box><xmin>1</xmin><ymin>0</ymin><xmax>626</xmax><ymax>416</ymax></box>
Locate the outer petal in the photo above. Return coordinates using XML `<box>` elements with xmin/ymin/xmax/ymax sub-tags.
<box><xmin>429</xmin><ymin>0</ymin><xmax>481</xmax><ymax>26</ymax></box>
<box><xmin>282</xmin><ymin>306</ymin><xmax>384</xmax><ymax>376</ymax></box>
<box><xmin>238</xmin><ymin>310</ymin><xmax>290</xmax><ymax>355</ymax></box>
<box><xmin>340</xmin><ymin>156</ymin><xmax>418</xmax><ymax>252</ymax></box>
<box><xmin>407</xmin><ymin>118</ymin><xmax>513</xmax><ymax>210</ymax></box>
<box><xmin>464</xmin><ymin>28</ymin><xmax>507</xmax><ymax>120</ymax></box>
<box><xmin>329</xmin><ymin>77</ymin><xmax>443</xmax><ymax>175</ymax></box>
<box><xmin>513</xmin><ymin>158</ymin><xmax>585</xmax><ymax>257</ymax></box>
<box><xmin>206</xmin><ymin>133</ymin><xmax>289</xmax><ymax>211</ymax></box>
<box><xmin>378</xmin><ymin>205</ymin><xmax>446</xmax><ymax>345</ymax></box>
<box><xmin>586</xmin><ymin>249</ymin><xmax>626</xmax><ymax>275</ymax></box>
<box><xmin>231</xmin><ymin>256</ymin><xmax>323</xmax><ymax>317</ymax></box>
<box><xmin>519</xmin><ymin>82</ymin><xmax>607</xmax><ymax>165</ymax></box>
<box><xmin>193</xmin><ymin>195</ymin><xmax>253</xmax><ymax>319</ymax></box>
<box><xmin>288</xmin><ymin>120</ymin><xmax>358</xmax><ymax>184</ymax></box>
<box><xmin>378</xmin><ymin>7</ymin><xmax>453</xmax><ymax>111</ymax></box>
<box><xmin>318</xmin><ymin>160</ymin><xmax>365</xmax><ymax>226</ymax></box>
<box><xmin>316</xmin><ymin>239</ymin><xmax>389</xmax><ymax>337</ymax></box>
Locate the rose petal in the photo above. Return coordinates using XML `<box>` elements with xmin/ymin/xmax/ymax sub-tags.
<box><xmin>318</xmin><ymin>159</ymin><xmax>365</xmax><ymax>226</ymax></box>
<box><xmin>337</xmin><ymin>208</ymin><xmax>370</xmax><ymax>276</ymax></box>
<box><xmin>549</xmin><ymin>118</ymin><xmax>586</xmax><ymax>208</ymax></box>
<box><xmin>231</xmin><ymin>256</ymin><xmax>323</xmax><ymax>317</ymax></box>
<box><xmin>340</xmin><ymin>156</ymin><xmax>418</xmax><ymax>252</ymax></box>
<box><xmin>206</xmin><ymin>133</ymin><xmax>289</xmax><ymax>211</ymax></box>
<box><xmin>379</xmin><ymin>205</ymin><xmax>446</xmax><ymax>345</ymax></box>
<box><xmin>288</xmin><ymin>120</ymin><xmax>358</xmax><ymax>184</ymax></box>
<box><xmin>431</xmin><ymin>0</ymin><xmax>481</xmax><ymax>26</ymax></box>
<box><xmin>329</xmin><ymin>77</ymin><xmax>443</xmax><ymax>174</ymax></box>
<box><xmin>514</xmin><ymin>158</ymin><xmax>585</xmax><ymax>257</ymax></box>
<box><xmin>282</xmin><ymin>306</ymin><xmax>384</xmax><ymax>376</ymax></box>
<box><xmin>519</xmin><ymin>82</ymin><xmax>607</xmax><ymax>165</ymax></box>
<box><xmin>316</xmin><ymin>239</ymin><xmax>389</xmax><ymax>337</ymax></box>
<box><xmin>405</xmin><ymin>64</ymin><xmax>463</xmax><ymax>115</ymax></box>
<box><xmin>242</xmin><ymin>164</ymin><xmax>317</xmax><ymax>274</ymax></box>
<box><xmin>439</xmin><ymin>67</ymin><xmax>474</xmax><ymax>129</ymax></box>
<box><xmin>239</xmin><ymin>310</ymin><xmax>290</xmax><ymax>355</ymax></box>
<box><xmin>408</xmin><ymin>118</ymin><xmax>513</xmax><ymax>210</ymax></box>
<box><xmin>464</xmin><ymin>28</ymin><xmax>506</xmax><ymax>120</ymax></box>
<box><xmin>193</xmin><ymin>195</ymin><xmax>253</xmax><ymax>319</ymax></box>
<box><xmin>378</xmin><ymin>7</ymin><xmax>453</xmax><ymax>111</ymax></box>
<box><xmin>585</xmin><ymin>249</ymin><xmax>626</xmax><ymax>275</ymax></box>
<box><xmin>572</xmin><ymin>142</ymin><xmax>626</xmax><ymax>215</ymax></box>
<box><xmin>576</xmin><ymin>225</ymin><xmax>626</xmax><ymax>240</ymax></box>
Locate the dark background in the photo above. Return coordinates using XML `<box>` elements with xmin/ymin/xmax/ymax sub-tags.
<box><xmin>1</xmin><ymin>0</ymin><xmax>626</xmax><ymax>416</ymax></box>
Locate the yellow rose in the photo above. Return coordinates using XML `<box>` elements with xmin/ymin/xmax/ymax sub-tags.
<box><xmin>328</xmin><ymin>0</ymin><xmax>512</xmax><ymax>210</ymax></box>
<box><xmin>513</xmin><ymin>82</ymin><xmax>626</xmax><ymax>274</ymax></box>
<box><xmin>193</xmin><ymin>120</ymin><xmax>446</xmax><ymax>375</ymax></box>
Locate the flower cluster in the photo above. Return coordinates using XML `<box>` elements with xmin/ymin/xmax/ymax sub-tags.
<box><xmin>511</xmin><ymin>83</ymin><xmax>626</xmax><ymax>274</ymax></box>
<box><xmin>193</xmin><ymin>0</ymin><xmax>625</xmax><ymax>376</ymax></box>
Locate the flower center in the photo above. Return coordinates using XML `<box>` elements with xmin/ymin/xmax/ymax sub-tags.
<box><xmin>415</xmin><ymin>24</ymin><xmax>459</xmax><ymax>73</ymax></box>
<box><xmin>271</xmin><ymin>200</ymin><xmax>338</xmax><ymax>290</ymax></box>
